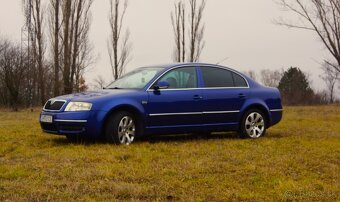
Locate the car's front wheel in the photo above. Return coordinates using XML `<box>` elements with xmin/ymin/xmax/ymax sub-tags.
<box><xmin>105</xmin><ymin>111</ymin><xmax>136</xmax><ymax>145</ymax></box>
<box><xmin>240</xmin><ymin>109</ymin><xmax>267</xmax><ymax>138</ymax></box>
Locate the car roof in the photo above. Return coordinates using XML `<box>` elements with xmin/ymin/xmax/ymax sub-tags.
<box><xmin>141</xmin><ymin>63</ymin><xmax>235</xmax><ymax>70</ymax></box>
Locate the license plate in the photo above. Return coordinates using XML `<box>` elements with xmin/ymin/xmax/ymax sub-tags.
<box><xmin>40</xmin><ymin>115</ymin><xmax>53</xmax><ymax>123</ymax></box>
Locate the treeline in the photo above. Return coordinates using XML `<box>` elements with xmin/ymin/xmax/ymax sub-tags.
<box><xmin>0</xmin><ymin>39</ymin><xmax>44</xmax><ymax>110</ymax></box>
<box><xmin>0</xmin><ymin>0</ymin><xmax>93</xmax><ymax>110</ymax></box>
<box><xmin>1</xmin><ymin>0</ymin><xmax>339</xmax><ymax>110</ymax></box>
<box><xmin>245</xmin><ymin>67</ymin><xmax>338</xmax><ymax>106</ymax></box>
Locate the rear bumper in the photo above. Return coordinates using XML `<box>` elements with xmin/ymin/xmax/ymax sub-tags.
<box><xmin>39</xmin><ymin>110</ymin><xmax>106</xmax><ymax>137</ymax></box>
<box><xmin>269</xmin><ymin>109</ymin><xmax>283</xmax><ymax>127</ymax></box>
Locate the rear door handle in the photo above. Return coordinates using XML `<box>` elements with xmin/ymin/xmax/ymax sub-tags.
<box><xmin>238</xmin><ymin>93</ymin><xmax>246</xmax><ymax>98</ymax></box>
<box><xmin>193</xmin><ymin>95</ymin><xmax>203</xmax><ymax>100</ymax></box>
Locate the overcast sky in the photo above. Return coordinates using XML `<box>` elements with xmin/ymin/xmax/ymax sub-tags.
<box><xmin>0</xmin><ymin>0</ymin><xmax>331</xmax><ymax>90</ymax></box>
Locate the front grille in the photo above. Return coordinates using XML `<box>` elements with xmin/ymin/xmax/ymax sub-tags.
<box><xmin>43</xmin><ymin>100</ymin><xmax>66</xmax><ymax>111</ymax></box>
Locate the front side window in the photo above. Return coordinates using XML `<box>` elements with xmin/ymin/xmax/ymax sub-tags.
<box><xmin>106</xmin><ymin>67</ymin><xmax>162</xmax><ymax>89</ymax></box>
<box><xmin>155</xmin><ymin>67</ymin><xmax>197</xmax><ymax>89</ymax></box>
<box><xmin>201</xmin><ymin>66</ymin><xmax>248</xmax><ymax>88</ymax></box>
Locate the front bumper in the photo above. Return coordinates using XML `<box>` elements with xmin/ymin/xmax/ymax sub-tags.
<box><xmin>39</xmin><ymin>110</ymin><xmax>105</xmax><ymax>137</ymax></box>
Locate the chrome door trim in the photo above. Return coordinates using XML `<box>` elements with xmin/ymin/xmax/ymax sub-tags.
<box><xmin>149</xmin><ymin>110</ymin><xmax>240</xmax><ymax>117</ymax></box>
<box><xmin>203</xmin><ymin>110</ymin><xmax>240</xmax><ymax>114</ymax></box>
<box><xmin>270</xmin><ymin>109</ymin><xmax>283</xmax><ymax>112</ymax></box>
<box><xmin>54</xmin><ymin>119</ymin><xmax>88</xmax><ymax>123</ymax></box>
<box><xmin>149</xmin><ymin>112</ymin><xmax>202</xmax><ymax>117</ymax></box>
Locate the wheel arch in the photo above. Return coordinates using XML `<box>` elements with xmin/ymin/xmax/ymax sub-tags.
<box><xmin>101</xmin><ymin>104</ymin><xmax>145</xmax><ymax>136</ymax></box>
<box><xmin>240</xmin><ymin>102</ymin><xmax>271</xmax><ymax>128</ymax></box>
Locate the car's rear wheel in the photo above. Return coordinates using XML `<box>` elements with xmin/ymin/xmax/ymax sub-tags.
<box><xmin>105</xmin><ymin>111</ymin><xmax>136</xmax><ymax>145</ymax></box>
<box><xmin>240</xmin><ymin>109</ymin><xmax>266</xmax><ymax>138</ymax></box>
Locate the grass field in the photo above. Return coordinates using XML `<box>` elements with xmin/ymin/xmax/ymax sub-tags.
<box><xmin>0</xmin><ymin>106</ymin><xmax>339</xmax><ymax>201</ymax></box>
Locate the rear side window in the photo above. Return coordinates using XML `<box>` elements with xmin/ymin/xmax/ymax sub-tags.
<box><xmin>201</xmin><ymin>67</ymin><xmax>234</xmax><ymax>87</ymax></box>
<box><xmin>200</xmin><ymin>66</ymin><xmax>248</xmax><ymax>88</ymax></box>
<box><xmin>232</xmin><ymin>72</ymin><xmax>248</xmax><ymax>87</ymax></box>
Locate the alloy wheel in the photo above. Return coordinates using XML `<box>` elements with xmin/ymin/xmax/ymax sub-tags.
<box><xmin>245</xmin><ymin>112</ymin><xmax>265</xmax><ymax>138</ymax></box>
<box><xmin>117</xmin><ymin>116</ymin><xmax>135</xmax><ymax>145</ymax></box>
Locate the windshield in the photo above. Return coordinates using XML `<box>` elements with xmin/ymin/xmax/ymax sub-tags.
<box><xmin>106</xmin><ymin>67</ymin><xmax>163</xmax><ymax>89</ymax></box>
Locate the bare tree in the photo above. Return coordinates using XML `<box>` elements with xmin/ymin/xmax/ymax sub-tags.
<box><xmin>32</xmin><ymin>0</ymin><xmax>46</xmax><ymax>105</ymax></box>
<box><xmin>260</xmin><ymin>69</ymin><xmax>283</xmax><ymax>87</ymax></box>
<box><xmin>171</xmin><ymin>0</ymin><xmax>206</xmax><ymax>62</ymax></box>
<box><xmin>244</xmin><ymin>70</ymin><xmax>257</xmax><ymax>81</ymax></box>
<box><xmin>74</xmin><ymin>33</ymin><xmax>95</xmax><ymax>93</ymax></box>
<box><xmin>0</xmin><ymin>39</ymin><xmax>9</xmax><ymax>106</ymax></box>
<box><xmin>108</xmin><ymin>0</ymin><xmax>132</xmax><ymax>80</ymax></box>
<box><xmin>0</xmin><ymin>38</ymin><xmax>7</xmax><ymax>53</ymax></box>
<box><xmin>59</xmin><ymin>0</ymin><xmax>93</xmax><ymax>94</ymax></box>
<box><xmin>50</xmin><ymin>0</ymin><xmax>61</xmax><ymax>96</ymax></box>
<box><xmin>70</xmin><ymin>0</ymin><xmax>94</xmax><ymax>92</ymax></box>
<box><xmin>62</xmin><ymin>0</ymin><xmax>72</xmax><ymax>94</ymax></box>
<box><xmin>23</xmin><ymin>0</ymin><xmax>47</xmax><ymax>105</ymax></box>
<box><xmin>171</xmin><ymin>1</ymin><xmax>185</xmax><ymax>62</ymax></box>
<box><xmin>93</xmin><ymin>75</ymin><xmax>107</xmax><ymax>90</ymax></box>
<box><xmin>320</xmin><ymin>62</ymin><xmax>339</xmax><ymax>103</ymax></box>
<box><xmin>276</xmin><ymin>0</ymin><xmax>340</xmax><ymax>73</ymax></box>
<box><xmin>189</xmin><ymin>0</ymin><xmax>206</xmax><ymax>62</ymax></box>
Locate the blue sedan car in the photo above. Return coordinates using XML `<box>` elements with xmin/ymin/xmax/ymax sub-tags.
<box><xmin>40</xmin><ymin>63</ymin><xmax>282</xmax><ymax>144</ymax></box>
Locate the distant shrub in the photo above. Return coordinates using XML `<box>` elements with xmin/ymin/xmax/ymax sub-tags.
<box><xmin>278</xmin><ymin>67</ymin><xmax>325</xmax><ymax>105</ymax></box>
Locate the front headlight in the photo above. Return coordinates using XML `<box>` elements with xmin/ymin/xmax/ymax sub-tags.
<box><xmin>64</xmin><ymin>102</ymin><xmax>92</xmax><ymax>112</ymax></box>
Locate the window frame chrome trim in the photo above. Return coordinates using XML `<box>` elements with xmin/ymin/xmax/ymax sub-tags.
<box><xmin>146</xmin><ymin>86</ymin><xmax>249</xmax><ymax>92</ymax></box>
<box><xmin>146</xmin><ymin>64</ymin><xmax>250</xmax><ymax>92</ymax></box>
<box><xmin>43</xmin><ymin>99</ymin><xmax>67</xmax><ymax>112</ymax></box>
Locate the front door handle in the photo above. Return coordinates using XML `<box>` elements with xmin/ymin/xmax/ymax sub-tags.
<box><xmin>238</xmin><ymin>93</ymin><xmax>246</xmax><ymax>98</ymax></box>
<box><xmin>193</xmin><ymin>95</ymin><xmax>203</xmax><ymax>100</ymax></box>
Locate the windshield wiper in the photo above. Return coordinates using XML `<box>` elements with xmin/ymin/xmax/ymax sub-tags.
<box><xmin>106</xmin><ymin>87</ymin><xmax>121</xmax><ymax>89</ymax></box>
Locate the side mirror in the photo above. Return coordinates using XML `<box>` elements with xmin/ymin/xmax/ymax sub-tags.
<box><xmin>153</xmin><ymin>81</ymin><xmax>170</xmax><ymax>90</ymax></box>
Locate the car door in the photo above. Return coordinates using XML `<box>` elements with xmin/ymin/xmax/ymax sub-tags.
<box><xmin>199</xmin><ymin>66</ymin><xmax>249</xmax><ymax>125</ymax></box>
<box><xmin>146</xmin><ymin>66</ymin><xmax>203</xmax><ymax>129</ymax></box>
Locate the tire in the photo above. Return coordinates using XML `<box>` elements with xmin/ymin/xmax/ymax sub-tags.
<box><xmin>239</xmin><ymin>109</ymin><xmax>267</xmax><ymax>139</ymax></box>
<box><xmin>105</xmin><ymin>111</ymin><xmax>136</xmax><ymax>145</ymax></box>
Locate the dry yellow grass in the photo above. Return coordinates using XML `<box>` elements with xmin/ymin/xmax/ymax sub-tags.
<box><xmin>0</xmin><ymin>105</ymin><xmax>339</xmax><ymax>201</ymax></box>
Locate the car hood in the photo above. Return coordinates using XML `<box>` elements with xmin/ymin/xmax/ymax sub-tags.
<box><xmin>54</xmin><ymin>89</ymin><xmax>141</xmax><ymax>102</ymax></box>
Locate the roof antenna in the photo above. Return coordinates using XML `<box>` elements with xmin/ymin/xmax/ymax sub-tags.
<box><xmin>215</xmin><ymin>57</ymin><xmax>229</xmax><ymax>65</ymax></box>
